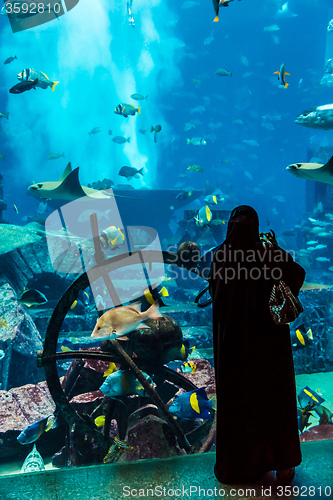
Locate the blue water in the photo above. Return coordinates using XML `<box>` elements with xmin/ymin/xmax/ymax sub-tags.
<box><xmin>0</xmin><ymin>0</ymin><xmax>332</xmax><ymax>237</ymax></box>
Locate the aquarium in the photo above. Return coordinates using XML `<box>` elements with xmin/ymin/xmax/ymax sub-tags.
<box><xmin>0</xmin><ymin>0</ymin><xmax>332</xmax><ymax>495</ymax></box>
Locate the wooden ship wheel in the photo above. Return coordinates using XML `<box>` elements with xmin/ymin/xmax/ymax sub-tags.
<box><xmin>37</xmin><ymin>214</ymin><xmax>214</xmax><ymax>466</ymax></box>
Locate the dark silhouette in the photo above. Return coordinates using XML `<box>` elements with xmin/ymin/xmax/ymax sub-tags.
<box><xmin>209</xmin><ymin>205</ymin><xmax>305</xmax><ymax>484</ymax></box>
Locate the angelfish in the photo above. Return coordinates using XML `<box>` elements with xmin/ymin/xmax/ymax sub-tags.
<box><xmin>91</xmin><ymin>302</ymin><xmax>162</xmax><ymax>340</ymax></box>
<box><xmin>273</xmin><ymin>62</ymin><xmax>290</xmax><ymax>88</ymax></box>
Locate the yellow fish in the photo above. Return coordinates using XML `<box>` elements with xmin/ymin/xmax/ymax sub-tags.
<box><xmin>0</xmin><ymin>318</ymin><xmax>8</xmax><ymax>328</ymax></box>
<box><xmin>94</xmin><ymin>416</ymin><xmax>106</xmax><ymax>428</ymax></box>
<box><xmin>103</xmin><ymin>362</ymin><xmax>117</xmax><ymax>377</ymax></box>
<box><xmin>144</xmin><ymin>286</ymin><xmax>169</xmax><ymax>305</ymax></box>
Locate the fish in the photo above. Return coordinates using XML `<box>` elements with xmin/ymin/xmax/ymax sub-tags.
<box><xmin>301</xmin><ymin>282</ymin><xmax>331</xmax><ymax>291</ymax></box>
<box><xmin>21</xmin><ymin>445</ymin><xmax>45</xmax><ymax>473</ymax></box>
<box><xmin>240</xmin><ymin>55</ymin><xmax>249</xmax><ymax>66</ymax></box>
<box><xmin>70</xmin><ymin>299</ymin><xmax>86</xmax><ymax>315</ymax></box>
<box><xmin>286</xmin><ymin>155</ymin><xmax>333</xmax><ymax>184</ymax></box>
<box><xmin>37</xmin><ymin>201</ymin><xmax>48</xmax><ymax>215</ymax></box>
<box><xmin>13</xmin><ymin>204</ymin><xmax>19</xmax><ymax>214</ymax></box>
<box><xmin>91</xmin><ymin>301</ymin><xmax>162</xmax><ymax>340</ymax></box>
<box><xmin>164</xmin><ymin>341</ymin><xmax>196</xmax><ymax>365</ymax></box>
<box><xmin>184</xmin><ymin>122</ymin><xmax>195</xmax><ymax>131</ymax></box>
<box><xmin>94</xmin><ymin>416</ymin><xmax>106</xmax><ymax>428</ymax></box>
<box><xmin>188</xmin><ymin>164</ymin><xmax>204</xmax><ymax>172</ymax></box>
<box><xmin>144</xmin><ymin>285</ymin><xmax>169</xmax><ymax>305</ymax></box>
<box><xmin>180</xmin><ymin>361</ymin><xmax>196</xmax><ymax>374</ymax></box>
<box><xmin>58</xmin><ymin>337</ymin><xmax>80</xmax><ymax>352</ymax></box>
<box><xmin>273</xmin><ymin>63</ymin><xmax>290</xmax><ymax>88</ymax></box>
<box><xmin>17</xmin><ymin>69</ymin><xmax>59</xmax><ymax>92</ymax></box>
<box><xmin>0</xmin><ymin>349</ymin><xmax>5</xmax><ymax>360</ymax></box>
<box><xmin>95</xmin><ymin>294</ymin><xmax>106</xmax><ymax>310</ymax></box>
<box><xmin>28</xmin><ymin>163</ymin><xmax>136</xmax><ymax>201</ymax></box>
<box><xmin>47</xmin><ymin>153</ymin><xmax>64</xmax><ymax>160</ymax></box>
<box><xmin>103</xmin><ymin>362</ymin><xmax>118</xmax><ymax>377</ymax></box>
<box><xmin>112</xmin><ymin>136</ymin><xmax>131</xmax><ymax>144</ymax></box>
<box><xmin>298</xmin><ymin>403</ymin><xmax>315</xmax><ymax>433</ymax></box>
<box><xmin>290</xmin><ymin>324</ymin><xmax>313</xmax><ymax>351</ymax></box>
<box><xmin>114</xmin><ymin>103</ymin><xmax>141</xmax><ymax>118</ymax></box>
<box><xmin>89</xmin><ymin>127</ymin><xmax>102</xmax><ymax>135</ymax></box>
<box><xmin>9</xmin><ymin>79</ymin><xmax>39</xmax><ymax>94</ymax></box>
<box><xmin>108</xmin><ymin>130</ymin><xmax>112</xmax><ymax>135</ymax></box>
<box><xmin>212</xmin><ymin>0</ymin><xmax>237</xmax><ymax>22</ymax></box>
<box><xmin>17</xmin><ymin>415</ymin><xmax>55</xmax><ymax>445</ymax></box>
<box><xmin>276</xmin><ymin>2</ymin><xmax>297</xmax><ymax>19</ymax></box>
<box><xmin>295</xmin><ymin>104</ymin><xmax>333</xmax><ymax>130</ymax></box>
<box><xmin>151</xmin><ymin>124</ymin><xmax>162</xmax><ymax>143</ymax></box>
<box><xmin>306</xmin><ymin>240</ymin><xmax>318</xmax><ymax>245</ymax></box>
<box><xmin>204</xmin><ymin>194</ymin><xmax>218</xmax><ymax>205</ymax></box>
<box><xmin>214</xmin><ymin>68</ymin><xmax>232</xmax><ymax>77</ymax></box>
<box><xmin>195</xmin><ymin>205</ymin><xmax>212</xmax><ymax>227</ymax></box>
<box><xmin>0</xmin><ymin>153</ymin><xmax>5</xmax><ymax>161</ymax></box>
<box><xmin>0</xmin><ymin>318</ymin><xmax>8</xmax><ymax>328</ymax></box>
<box><xmin>264</xmin><ymin>24</ymin><xmax>280</xmax><ymax>32</ymax></box>
<box><xmin>313</xmin><ymin>405</ymin><xmax>333</xmax><ymax>425</ymax></box>
<box><xmin>298</xmin><ymin>386</ymin><xmax>325</xmax><ymax>409</ymax></box>
<box><xmin>187</xmin><ymin>138</ymin><xmax>206</xmax><ymax>146</ymax></box>
<box><xmin>103</xmin><ymin>437</ymin><xmax>134</xmax><ymax>463</ymax></box>
<box><xmin>17</xmin><ymin>289</ymin><xmax>48</xmax><ymax>307</ymax></box>
<box><xmin>204</xmin><ymin>29</ymin><xmax>214</xmax><ymax>46</ymax></box>
<box><xmin>119</xmin><ymin>166</ymin><xmax>144</xmax><ymax>179</ymax></box>
<box><xmin>99</xmin><ymin>369</ymin><xmax>153</xmax><ymax>397</ymax></box>
<box><xmin>131</xmin><ymin>285</ymin><xmax>169</xmax><ymax>309</ymax></box>
<box><xmin>316</xmin><ymin>257</ymin><xmax>330</xmax><ymax>262</ymax></box>
<box><xmin>130</xmin><ymin>93</ymin><xmax>148</xmax><ymax>100</ymax></box>
<box><xmin>99</xmin><ymin>226</ymin><xmax>125</xmax><ymax>250</ymax></box>
<box><xmin>0</xmin><ymin>112</ymin><xmax>9</xmax><ymax>119</ymax></box>
<box><xmin>168</xmin><ymin>387</ymin><xmax>214</xmax><ymax>419</ymax></box>
<box><xmin>176</xmin><ymin>190</ymin><xmax>192</xmax><ymax>200</ymax></box>
<box><xmin>4</xmin><ymin>55</ymin><xmax>17</xmax><ymax>64</ymax></box>
<box><xmin>211</xmin><ymin>219</ymin><xmax>225</xmax><ymax>226</ymax></box>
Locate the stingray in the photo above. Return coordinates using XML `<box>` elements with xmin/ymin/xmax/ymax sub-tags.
<box><xmin>28</xmin><ymin>163</ymin><xmax>138</xmax><ymax>201</ymax></box>
<box><xmin>287</xmin><ymin>155</ymin><xmax>333</xmax><ymax>184</ymax></box>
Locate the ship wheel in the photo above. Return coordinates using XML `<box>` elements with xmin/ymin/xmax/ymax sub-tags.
<box><xmin>37</xmin><ymin>245</ymin><xmax>213</xmax><ymax>464</ymax></box>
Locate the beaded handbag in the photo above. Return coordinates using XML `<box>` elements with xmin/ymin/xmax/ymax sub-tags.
<box><xmin>269</xmin><ymin>279</ymin><xmax>303</xmax><ymax>325</ymax></box>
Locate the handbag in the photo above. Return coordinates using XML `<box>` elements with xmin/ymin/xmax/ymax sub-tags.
<box><xmin>269</xmin><ymin>279</ymin><xmax>303</xmax><ymax>325</ymax></box>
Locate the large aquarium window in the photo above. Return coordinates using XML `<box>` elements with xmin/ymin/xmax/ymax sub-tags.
<box><xmin>0</xmin><ymin>0</ymin><xmax>332</xmax><ymax>485</ymax></box>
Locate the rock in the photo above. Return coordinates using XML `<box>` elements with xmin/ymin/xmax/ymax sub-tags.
<box><xmin>69</xmin><ymin>390</ymin><xmax>105</xmax><ymax>414</ymax></box>
<box><xmin>130</xmin><ymin>315</ymin><xmax>184</xmax><ymax>364</ymax></box>
<box><xmin>118</xmin><ymin>414</ymin><xmax>185</xmax><ymax>462</ymax></box>
<box><xmin>176</xmin><ymin>358</ymin><xmax>215</xmax><ymax>395</ymax></box>
<box><xmin>0</xmin><ymin>283</ymin><xmax>44</xmax><ymax>390</ymax></box>
<box><xmin>300</xmin><ymin>424</ymin><xmax>333</xmax><ymax>442</ymax></box>
<box><xmin>0</xmin><ymin>224</ymin><xmax>42</xmax><ymax>257</ymax></box>
<box><xmin>0</xmin><ymin>380</ymin><xmax>56</xmax><ymax>461</ymax></box>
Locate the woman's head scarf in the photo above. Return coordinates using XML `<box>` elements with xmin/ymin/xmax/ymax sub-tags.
<box><xmin>224</xmin><ymin>205</ymin><xmax>260</xmax><ymax>251</ymax></box>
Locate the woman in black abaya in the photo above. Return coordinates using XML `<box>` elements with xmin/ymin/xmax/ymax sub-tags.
<box><xmin>209</xmin><ymin>205</ymin><xmax>305</xmax><ymax>484</ymax></box>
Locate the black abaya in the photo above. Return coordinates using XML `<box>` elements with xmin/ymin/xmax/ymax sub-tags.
<box><xmin>209</xmin><ymin>206</ymin><xmax>306</xmax><ymax>484</ymax></box>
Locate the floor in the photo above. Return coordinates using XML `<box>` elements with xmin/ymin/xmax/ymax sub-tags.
<box><xmin>0</xmin><ymin>440</ymin><xmax>332</xmax><ymax>500</ymax></box>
